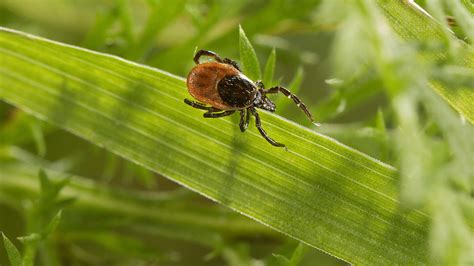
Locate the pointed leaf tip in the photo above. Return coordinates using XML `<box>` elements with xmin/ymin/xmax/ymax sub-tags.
<box><xmin>2</xmin><ymin>233</ymin><xmax>23</xmax><ymax>266</ymax></box>
<box><xmin>238</xmin><ymin>25</ymin><xmax>261</xmax><ymax>81</ymax></box>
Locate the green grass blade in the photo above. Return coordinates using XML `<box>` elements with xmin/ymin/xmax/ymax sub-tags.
<box><xmin>263</xmin><ymin>48</ymin><xmax>276</xmax><ymax>87</ymax></box>
<box><xmin>239</xmin><ymin>25</ymin><xmax>262</xmax><ymax>81</ymax></box>
<box><xmin>0</xmin><ymin>27</ymin><xmax>430</xmax><ymax>265</ymax></box>
<box><xmin>2</xmin><ymin>233</ymin><xmax>23</xmax><ymax>266</ymax></box>
<box><xmin>273</xmin><ymin>242</ymin><xmax>307</xmax><ymax>266</ymax></box>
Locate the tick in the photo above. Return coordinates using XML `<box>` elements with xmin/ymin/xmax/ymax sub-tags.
<box><xmin>185</xmin><ymin>49</ymin><xmax>315</xmax><ymax>147</ymax></box>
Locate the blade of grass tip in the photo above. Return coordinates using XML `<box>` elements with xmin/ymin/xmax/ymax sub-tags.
<box><xmin>375</xmin><ymin>108</ymin><xmax>387</xmax><ymax>135</ymax></box>
<box><xmin>2</xmin><ymin>233</ymin><xmax>23</xmax><ymax>266</ymax></box>
<box><xmin>273</xmin><ymin>242</ymin><xmax>307</xmax><ymax>266</ymax></box>
<box><xmin>239</xmin><ymin>25</ymin><xmax>261</xmax><ymax>81</ymax></box>
<box><xmin>30</xmin><ymin>120</ymin><xmax>46</xmax><ymax>157</ymax></box>
<box><xmin>288</xmin><ymin>243</ymin><xmax>307</xmax><ymax>266</ymax></box>
<box><xmin>43</xmin><ymin>210</ymin><xmax>62</xmax><ymax>237</ymax></box>
<box><xmin>263</xmin><ymin>48</ymin><xmax>276</xmax><ymax>87</ymax></box>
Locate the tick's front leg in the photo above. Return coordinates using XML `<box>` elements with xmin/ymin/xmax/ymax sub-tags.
<box><xmin>203</xmin><ymin>110</ymin><xmax>235</xmax><ymax>118</ymax></box>
<box><xmin>194</xmin><ymin>50</ymin><xmax>223</xmax><ymax>65</ymax></box>
<box><xmin>184</xmin><ymin>99</ymin><xmax>221</xmax><ymax>112</ymax></box>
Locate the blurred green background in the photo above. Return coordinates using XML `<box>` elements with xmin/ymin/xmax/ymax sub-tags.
<box><xmin>0</xmin><ymin>0</ymin><xmax>472</xmax><ymax>265</ymax></box>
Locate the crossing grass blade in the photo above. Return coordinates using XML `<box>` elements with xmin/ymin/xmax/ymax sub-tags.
<box><xmin>0</xmin><ymin>27</ymin><xmax>431</xmax><ymax>265</ymax></box>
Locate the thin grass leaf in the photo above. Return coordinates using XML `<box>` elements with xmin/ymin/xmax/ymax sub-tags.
<box><xmin>263</xmin><ymin>48</ymin><xmax>276</xmax><ymax>87</ymax></box>
<box><xmin>0</xmin><ymin>27</ymin><xmax>430</xmax><ymax>265</ymax></box>
<box><xmin>2</xmin><ymin>233</ymin><xmax>23</xmax><ymax>266</ymax></box>
<box><xmin>239</xmin><ymin>25</ymin><xmax>261</xmax><ymax>81</ymax></box>
<box><xmin>29</xmin><ymin>120</ymin><xmax>46</xmax><ymax>157</ymax></box>
<box><xmin>273</xmin><ymin>242</ymin><xmax>307</xmax><ymax>266</ymax></box>
<box><xmin>43</xmin><ymin>210</ymin><xmax>62</xmax><ymax>237</ymax></box>
<box><xmin>375</xmin><ymin>109</ymin><xmax>386</xmax><ymax>135</ymax></box>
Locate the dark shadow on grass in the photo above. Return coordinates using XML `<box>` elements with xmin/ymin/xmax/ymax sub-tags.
<box><xmin>216</xmin><ymin>114</ymin><xmax>249</xmax><ymax>206</ymax></box>
<box><xmin>47</xmin><ymin>78</ymin><xmax>79</xmax><ymax>128</ymax></box>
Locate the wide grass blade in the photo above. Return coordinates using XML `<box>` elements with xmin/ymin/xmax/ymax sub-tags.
<box><xmin>0</xmin><ymin>27</ymin><xmax>430</xmax><ymax>264</ymax></box>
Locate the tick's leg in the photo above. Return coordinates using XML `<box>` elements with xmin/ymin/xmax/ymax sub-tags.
<box><xmin>184</xmin><ymin>99</ymin><xmax>221</xmax><ymax>112</ymax></box>
<box><xmin>203</xmin><ymin>110</ymin><xmax>235</xmax><ymax>118</ymax></box>
<box><xmin>255</xmin><ymin>80</ymin><xmax>265</xmax><ymax>90</ymax></box>
<box><xmin>223</xmin><ymin>58</ymin><xmax>241</xmax><ymax>71</ymax></box>
<box><xmin>194</xmin><ymin>50</ymin><xmax>223</xmax><ymax>65</ymax></box>
<box><xmin>265</xmin><ymin>86</ymin><xmax>314</xmax><ymax>122</ymax></box>
<box><xmin>250</xmin><ymin>108</ymin><xmax>285</xmax><ymax>147</ymax></box>
<box><xmin>239</xmin><ymin>109</ymin><xmax>250</xmax><ymax>132</ymax></box>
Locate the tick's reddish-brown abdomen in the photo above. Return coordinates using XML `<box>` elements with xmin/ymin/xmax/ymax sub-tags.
<box><xmin>186</xmin><ymin>62</ymin><xmax>240</xmax><ymax>110</ymax></box>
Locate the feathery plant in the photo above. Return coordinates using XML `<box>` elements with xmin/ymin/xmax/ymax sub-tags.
<box><xmin>1</xmin><ymin>0</ymin><xmax>473</xmax><ymax>265</ymax></box>
<box><xmin>2</xmin><ymin>170</ymin><xmax>70</xmax><ymax>266</ymax></box>
<box><xmin>317</xmin><ymin>1</ymin><xmax>473</xmax><ymax>264</ymax></box>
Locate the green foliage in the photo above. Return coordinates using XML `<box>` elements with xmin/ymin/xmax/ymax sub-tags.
<box><xmin>273</xmin><ymin>243</ymin><xmax>307</xmax><ymax>266</ymax></box>
<box><xmin>239</xmin><ymin>25</ymin><xmax>262</xmax><ymax>81</ymax></box>
<box><xmin>22</xmin><ymin>170</ymin><xmax>69</xmax><ymax>266</ymax></box>
<box><xmin>0</xmin><ymin>170</ymin><xmax>66</xmax><ymax>266</ymax></box>
<box><xmin>0</xmin><ymin>26</ymin><xmax>429</xmax><ymax>265</ymax></box>
<box><xmin>2</xmin><ymin>233</ymin><xmax>23</xmax><ymax>266</ymax></box>
<box><xmin>0</xmin><ymin>0</ymin><xmax>472</xmax><ymax>265</ymax></box>
<box><xmin>317</xmin><ymin>0</ymin><xmax>474</xmax><ymax>264</ymax></box>
<box><xmin>263</xmin><ymin>48</ymin><xmax>276</xmax><ymax>88</ymax></box>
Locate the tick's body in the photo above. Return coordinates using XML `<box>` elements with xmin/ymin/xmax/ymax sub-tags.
<box><xmin>185</xmin><ymin>50</ymin><xmax>314</xmax><ymax>147</ymax></box>
<box><xmin>187</xmin><ymin>62</ymin><xmax>256</xmax><ymax>110</ymax></box>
